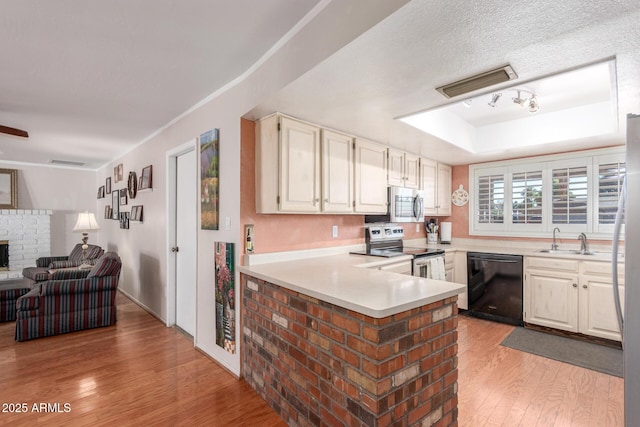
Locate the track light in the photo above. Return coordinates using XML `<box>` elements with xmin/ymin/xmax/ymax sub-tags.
<box><xmin>488</xmin><ymin>93</ymin><xmax>502</xmax><ymax>107</ymax></box>
<box><xmin>512</xmin><ymin>90</ymin><xmax>527</xmax><ymax>107</ymax></box>
<box><xmin>528</xmin><ymin>95</ymin><xmax>539</xmax><ymax>113</ymax></box>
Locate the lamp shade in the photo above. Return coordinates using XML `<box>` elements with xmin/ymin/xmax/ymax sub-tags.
<box><xmin>73</xmin><ymin>212</ymin><xmax>100</xmax><ymax>232</ymax></box>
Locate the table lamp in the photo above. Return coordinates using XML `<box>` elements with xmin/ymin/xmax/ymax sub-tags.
<box><xmin>73</xmin><ymin>211</ymin><xmax>101</xmax><ymax>268</ymax></box>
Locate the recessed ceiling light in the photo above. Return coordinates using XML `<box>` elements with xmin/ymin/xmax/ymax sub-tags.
<box><xmin>436</xmin><ymin>65</ymin><xmax>518</xmax><ymax>98</ymax></box>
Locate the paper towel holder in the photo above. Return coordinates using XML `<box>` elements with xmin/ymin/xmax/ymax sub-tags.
<box><xmin>440</xmin><ymin>221</ymin><xmax>452</xmax><ymax>244</ymax></box>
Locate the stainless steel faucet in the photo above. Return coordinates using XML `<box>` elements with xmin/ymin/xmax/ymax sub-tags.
<box><xmin>551</xmin><ymin>227</ymin><xmax>560</xmax><ymax>250</ymax></box>
<box><xmin>578</xmin><ymin>233</ymin><xmax>588</xmax><ymax>254</ymax></box>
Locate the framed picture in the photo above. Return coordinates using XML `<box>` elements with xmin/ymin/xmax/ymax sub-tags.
<box><xmin>112</xmin><ymin>191</ymin><xmax>119</xmax><ymax>219</ymax></box>
<box><xmin>117</xmin><ymin>164</ymin><xmax>123</xmax><ymax>182</ymax></box>
<box><xmin>200</xmin><ymin>129</ymin><xmax>219</xmax><ymax>230</ymax></box>
<box><xmin>0</xmin><ymin>168</ymin><xmax>18</xmax><ymax>209</ymax></box>
<box><xmin>140</xmin><ymin>165</ymin><xmax>153</xmax><ymax>190</ymax></box>
<box><xmin>132</xmin><ymin>205</ymin><xmax>143</xmax><ymax>221</ymax></box>
<box><xmin>97</xmin><ymin>186</ymin><xmax>105</xmax><ymax>199</ymax></box>
<box><xmin>119</xmin><ymin>188</ymin><xmax>128</xmax><ymax>205</ymax></box>
<box><xmin>119</xmin><ymin>212</ymin><xmax>129</xmax><ymax>229</ymax></box>
<box><xmin>106</xmin><ymin>177</ymin><xmax>112</xmax><ymax>194</ymax></box>
<box><xmin>104</xmin><ymin>205</ymin><xmax>112</xmax><ymax>219</ymax></box>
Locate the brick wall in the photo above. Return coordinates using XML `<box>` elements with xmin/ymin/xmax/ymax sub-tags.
<box><xmin>0</xmin><ymin>209</ymin><xmax>52</xmax><ymax>279</ymax></box>
<box><xmin>241</xmin><ymin>274</ymin><xmax>458</xmax><ymax>426</ymax></box>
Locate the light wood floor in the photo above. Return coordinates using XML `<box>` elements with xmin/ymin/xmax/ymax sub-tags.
<box><xmin>0</xmin><ymin>293</ymin><xmax>623</xmax><ymax>426</ymax></box>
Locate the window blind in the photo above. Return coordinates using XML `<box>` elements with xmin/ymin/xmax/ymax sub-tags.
<box><xmin>512</xmin><ymin>171</ymin><xmax>542</xmax><ymax>224</ymax></box>
<box><xmin>477</xmin><ymin>174</ymin><xmax>504</xmax><ymax>224</ymax></box>
<box><xmin>599</xmin><ymin>162</ymin><xmax>625</xmax><ymax>224</ymax></box>
<box><xmin>552</xmin><ymin>166</ymin><xmax>588</xmax><ymax>224</ymax></box>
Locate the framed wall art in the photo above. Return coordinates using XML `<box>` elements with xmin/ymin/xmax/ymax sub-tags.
<box><xmin>200</xmin><ymin>129</ymin><xmax>219</xmax><ymax>230</ymax></box>
<box><xmin>131</xmin><ymin>205</ymin><xmax>143</xmax><ymax>222</ymax></box>
<box><xmin>119</xmin><ymin>188</ymin><xmax>128</xmax><ymax>206</ymax></box>
<box><xmin>140</xmin><ymin>165</ymin><xmax>152</xmax><ymax>190</ymax></box>
<box><xmin>215</xmin><ymin>242</ymin><xmax>235</xmax><ymax>354</ymax></box>
<box><xmin>97</xmin><ymin>186</ymin><xmax>105</xmax><ymax>199</ymax></box>
<box><xmin>119</xmin><ymin>212</ymin><xmax>129</xmax><ymax>229</ymax></box>
<box><xmin>112</xmin><ymin>191</ymin><xmax>119</xmax><ymax>219</ymax></box>
<box><xmin>106</xmin><ymin>177</ymin><xmax>112</xmax><ymax>194</ymax></box>
<box><xmin>104</xmin><ymin>205</ymin><xmax>112</xmax><ymax>219</ymax></box>
<box><xmin>0</xmin><ymin>168</ymin><xmax>18</xmax><ymax>209</ymax></box>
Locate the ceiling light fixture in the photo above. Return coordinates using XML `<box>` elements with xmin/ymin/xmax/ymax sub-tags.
<box><xmin>528</xmin><ymin>95</ymin><xmax>540</xmax><ymax>113</ymax></box>
<box><xmin>488</xmin><ymin>93</ymin><xmax>502</xmax><ymax>107</ymax></box>
<box><xmin>512</xmin><ymin>90</ymin><xmax>527</xmax><ymax>107</ymax></box>
<box><xmin>436</xmin><ymin>65</ymin><xmax>518</xmax><ymax>98</ymax></box>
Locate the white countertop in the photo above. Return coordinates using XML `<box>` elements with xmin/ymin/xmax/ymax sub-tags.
<box><xmin>238</xmin><ymin>253</ymin><xmax>464</xmax><ymax>319</ymax></box>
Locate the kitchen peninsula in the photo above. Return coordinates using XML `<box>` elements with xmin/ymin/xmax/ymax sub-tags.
<box><xmin>239</xmin><ymin>253</ymin><xmax>464</xmax><ymax>426</ymax></box>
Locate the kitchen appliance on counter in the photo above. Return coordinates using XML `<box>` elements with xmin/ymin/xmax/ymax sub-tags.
<box><xmin>350</xmin><ymin>225</ymin><xmax>445</xmax><ymax>277</ymax></box>
<box><xmin>365</xmin><ymin>186</ymin><xmax>424</xmax><ymax>223</ymax></box>
<box><xmin>440</xmin><ymin>222</ymin><xmax>452</xmax><ymax>244</ymax></box>
<box><xmin>467</xmin><ymin>252</ymin><xmax>523</xmax><ymax>326</ymax></box>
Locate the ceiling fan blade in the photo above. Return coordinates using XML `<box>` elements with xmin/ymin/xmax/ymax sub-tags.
<box><xmin>0</xmin><ymin>125</ymin><xmax>29</xmax><ymax>138</ymax></box>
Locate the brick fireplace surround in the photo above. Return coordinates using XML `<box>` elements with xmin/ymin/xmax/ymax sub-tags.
<box><xmin>241</xmin><ymin>275</ymin><xmax>458</xmax><ymax>426</ymax></box>
<box><xmin>0</xmin><ymin>209</ymin><xmax>52</xmax><ymax>280</ymax></box>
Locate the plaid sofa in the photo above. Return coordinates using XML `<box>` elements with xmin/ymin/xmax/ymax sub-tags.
<box><xmin>15</xmin><ymin>252</ymin><xmax>121</xmax><ymax>341</ymax></box>
<box><xmin>22</xmin><ymin>243</ymin><xmax>104</xmax><ymax>287</ymax></box>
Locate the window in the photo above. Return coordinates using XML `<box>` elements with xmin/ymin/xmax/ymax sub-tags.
<box><xmin>552</xmin><ymin>166</ymin><xmax>588</xmax><ymax>225</ymax></box>
<box><xmin>469</xmin><ymin>147</ymin><xmax>624</xmax><ymax>238</ymax></box>
<box><xmin>477</xmin><ymin>174</ymin><xmax>504</xmax><ymax>224</ymax></box>
<box><xmin>512</xmin><ymin>171</ymin><xmax>542</xmax><ymax>224</ymax></box>
<box><xmin>598</xmin><ymin>161</ymin><xmax>625</xmax><ymax>225</ymax></box>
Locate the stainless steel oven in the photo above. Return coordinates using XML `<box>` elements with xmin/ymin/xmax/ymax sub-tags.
<box><xmin>412</xmin><ymin>252</ymin><xmax>446</xmax><ymax>278</ymax></box>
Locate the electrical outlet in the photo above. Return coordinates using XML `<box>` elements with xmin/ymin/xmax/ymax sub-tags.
<box><xmin>225</xmin><ymin>216</ymin><xmax>231</xmax><ymax>230</ymax></box>
<box><xmin>416</xmin><ymin>223</ymin><xmax>420</xmax><ymax>232</ymax></box>
<box><xmin>332</xmin><ymin>225</ymin><xmax>338</xmax><ymax>238</ymax></box>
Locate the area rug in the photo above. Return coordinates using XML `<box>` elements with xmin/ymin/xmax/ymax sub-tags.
<box><xmin>500</xmin><ymin>327</ymin><xmax>623</xmax><ymax>377</ymax></box>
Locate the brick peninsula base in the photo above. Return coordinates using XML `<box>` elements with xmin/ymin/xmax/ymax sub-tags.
<box><xmin>241</xmin><ymin>274</ymin><xmax>459</xmax><ymax>426</ymax></box>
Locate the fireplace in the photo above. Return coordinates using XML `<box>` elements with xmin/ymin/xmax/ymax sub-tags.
<box><xmin>0</xmin><ymin>240</ymin><xmax>8</xmax><ymax>271</ymax></box>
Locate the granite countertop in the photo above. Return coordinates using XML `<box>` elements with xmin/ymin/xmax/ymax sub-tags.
<box><xmin>238</xmin><ymin>253</ymin><xmax>464</xmax><ymax>319</ymax></box>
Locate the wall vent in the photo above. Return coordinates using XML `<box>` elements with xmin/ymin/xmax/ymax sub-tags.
<box><xmin>436</xmin><ymin>65</ymin><xmax>518</xmax><ymax>98</ymax></box>
<box><xmin>49</xmin><ymin>159</ymin><xmax>86</xmax><ymax>166</ymax></box>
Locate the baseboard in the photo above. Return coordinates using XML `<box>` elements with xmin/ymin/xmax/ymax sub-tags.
<box><xmin>117</xmin><ymin>289</ymin><xmax>166</xmax><ymax>324</ymax></box>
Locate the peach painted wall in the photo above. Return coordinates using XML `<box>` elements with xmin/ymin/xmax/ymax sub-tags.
<box><xmin>240</xmin><ymin>119</ymin><xmax>431</xmax><ymax>253</ymax></box>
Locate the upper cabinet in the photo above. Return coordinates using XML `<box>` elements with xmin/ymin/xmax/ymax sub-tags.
<box><xmin>354</xmin><ymin>138</ymin><xmax>388</xmax><ymax>213</ymax></box>
<box><xmin>256</xmin><ymin>114</ymin><xmax>321</xmax><ymax>213</ymax></box>
<box><xmin>421</xmin><ymin>159</ymin><xmax>452</xmax><ymax>216</ymax></box>
<box><xmin>321</xmin><ymin>129</ymin><xmax>354</xmax><ymax>213</ymax></box>
<box><xmin>388</xmin><ymin>149</ymin><xmax>420</xmax><ymax>189</ymax></box>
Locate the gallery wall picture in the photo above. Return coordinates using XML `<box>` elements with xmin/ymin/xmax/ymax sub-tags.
<box><xmin>111</xmin><ymin>191</ymin><xmax>119</xmax><ymax>220</ymax></box>
<box><xmin>215</xmin><ymin>242</ymin><xmax>235</xmax><ymax>354</ymax></box>
<box><xmin>200</xmin><ymin>128</ymin><xmax>219</xmax><ymax>230</ymax></box>
<box><xmin>0</xmin><ymin>168</ymin><xmax>18</xmax><ymax>209</ymax></box>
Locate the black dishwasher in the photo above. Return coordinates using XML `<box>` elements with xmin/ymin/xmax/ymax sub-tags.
<box><xmin>467</xmin><ymin>252</ymin><xmax>523</xmax><ymax>326</ymax></box>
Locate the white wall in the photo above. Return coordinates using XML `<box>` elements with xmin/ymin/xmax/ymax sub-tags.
<box><xmin>0</xmin><ymin>161</ymin><xmax>97</xmax><ymax>255</ymax></box>
<box><xmin>94</xmin><ymin>0</ymin><xmax>409</xmax><ymax>376</ymax></box>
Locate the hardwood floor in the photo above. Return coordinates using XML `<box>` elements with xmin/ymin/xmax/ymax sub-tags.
<box><xmin>457</xmin><ymin>315</ymin><xmax>624</xmax><ymax>427</ymax></box>
<box><xmin>0</xmin><ymin>293</ymin><xmax>623</xmax><ymax>426</ymax></box>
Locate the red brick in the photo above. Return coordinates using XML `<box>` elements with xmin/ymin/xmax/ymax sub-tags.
<box><xmin>362</xmin><ymin>325</ymin><xmax>379</xmax><ymax>343</ymax></box>
<box><xmin>408</xmin><ymin>311</ymin><xmax>433</xmax><ymax>331</ymax></box>
<box><xmin>421</xmin><ymin>381</ymin><xmax>443</xmax><ymax>401</ymax></box>
<box><xmin>319</xmin><ymin>322</ymin><xmax>345</xmax><ymax>343</ymax></box>
<box><xmin>421</xmin><ymin>351</ymin><xmax>443</xmax><ymax>372</ymax></box>
<box><xmin>421</xmin><ymin>323</ymin><xmax>444</xmax><ymax>341</ymax></box>
<box><xmin>291</xmin><ymin>321</ymin><xmax>308</xmax><ymax>338</ymax></box>
<box><xmin>320</xmin><ymin>407</ymin><xmax>343</xmax><ymax>426</ymax></box>
<box><xmin>408</xmin><ymin>342</ymin><xmax>433</xmax><ymax>363</ymax></box>
<box><xmin>393</xmin><ymin>307</ymin><xmax>420</xmax><ymax>321</ymax></box>
<box><xmin>333</xmin><ymin>344</ymin><xmax>360</xmax><ymax>368</ymax></box>
<box><xmin>332</xmin><ymin>312</ymin><xmax>361</xmax><ymax>334</ymax></box>
<box><xmin>432</xmin><ymin>332</ymin><xmax>454</xmax><ymax>351</ymax></box>
<box><xmin>408</xmin><ymin>400</ymin><xmax>433</xmax><ymax>425</ymax></box>
<box><xmin>444</xmin><ymin>370</ymin><xmax>458</xmax><ymax>388</ymax></box>
<box><xmin>308</xmin><ymin>304</ymin><xmax>331</xmax><ymax>322</ymax></box>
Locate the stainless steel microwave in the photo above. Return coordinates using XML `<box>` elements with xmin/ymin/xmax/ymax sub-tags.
<box><xmin>365</xmin><ymin>186</ymin><xmax>424</xmax><ymax>223</ymax></box>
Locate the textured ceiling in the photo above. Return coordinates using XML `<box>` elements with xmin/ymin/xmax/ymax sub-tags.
<box><xmin>248</xmin><ymin>0</ymin><xmax>640</xmax><ymax>165</ymax></box>
<box><xmin>0</xmin><ymin>0</ymin><xmax>322</xmax><ymax>168</ymax></box>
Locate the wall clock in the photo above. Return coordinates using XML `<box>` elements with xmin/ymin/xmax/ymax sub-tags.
<box><xmin>128</xmin><ymin>171</ymin><xmax>138</xmax><ymax>199</ymax></box>
<box><xmin>451</xmin><ymin>184</ymin><xmax>468</xmax><ymax>206</ymax></box>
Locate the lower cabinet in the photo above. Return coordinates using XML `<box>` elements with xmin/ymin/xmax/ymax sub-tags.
<box><xmin>525</xmin><ymin>257</ymin><xmax>624</xmax><ymax>341</ymax></box>
<box><xmin>447</xmin><ymin>250</ymin><xmax>468</xmax><ymax>310</ymax></box>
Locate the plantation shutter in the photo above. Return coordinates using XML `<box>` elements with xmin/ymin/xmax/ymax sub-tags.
<box><xmin>598</xmin><ymin>161</ymin><xmax>625</xmax><ymax>225</ymax></box>
<box><xmin>512</xmin><ymin>171</ymin><xmax>543</xmax><ymax>224</ymax></box>
<box><xmin>477</xmin><ymin>174</ymin><xmax>504</xmax><ymax>224</ymax></box>
<box><xmin>552</xmin><ymin>166</ymin><xmax>588</xmax><ymax>225</ymax></box>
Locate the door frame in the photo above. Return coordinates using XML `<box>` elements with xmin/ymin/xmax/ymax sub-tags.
<box><xmin>166</xmin><ymin>139</ymin><xmax>198</xmax><ymax>327</ymax></box>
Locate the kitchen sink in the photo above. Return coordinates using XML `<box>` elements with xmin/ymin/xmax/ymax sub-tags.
<box><xmin>537</xmin><ymin>249</ymin><xmax>597</xmax><ymax>255</ymax></box>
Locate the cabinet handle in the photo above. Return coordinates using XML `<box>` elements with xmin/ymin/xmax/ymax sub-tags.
<box><xmin>572</xmin><ymin>283</ymin><xmax>578</xmax><ymax>288</ymax></box>
<box><xmin>583</xmin><ymin>284</ymin><xmax>588</xmax><ymax>289</ymax></box>
<box><xmin>324</xmin><ymin>198</ymin><xmax>329</xmax><ymax>203</ymax></box>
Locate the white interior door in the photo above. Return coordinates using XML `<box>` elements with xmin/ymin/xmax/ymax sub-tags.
<box><xmin>175</xmin><ymin>149</ymin><xmax>197</xmax><ymax>336</ymax></box>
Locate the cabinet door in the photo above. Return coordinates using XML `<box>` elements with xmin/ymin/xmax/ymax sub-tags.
<box><xmin>279</xmin><ymin>117</ymin><xmax>321</xmax><ymax>212</ymax></box>
<box><xmin>421</xmin><ymin>158</ymin><xmax>438</xmax><ymax>215</ymax></box>
<box><xmin>580</xmin><ymin>275</ymin><xmax>624</xmax><ymax>341</ymax></box>
<box><xmin>321</xmin><ymin>130</ymin><xmax>353</xmax><ymax>213</ymax></box>
<box><xmin>525</xmin><ymin>271</ymin><xmax>579</xmax><ymax>332</ymax></box>
<box><xmin>404</xmin><ymin>153</ymin><xmax>420</xmax><ymax>189</ymax></box>
<box><xmin>354</xmin><ymin>138</ymin><xmax>388</xmax><ymax>213</ymax></box>
<box><xmin>437</xmin><ymin>163</ymin><xmax>452</xmax><ymax>216</ymax></box>
<box><xmin>453</xmin><ymin>251</ymin><xmax>468</xmax><ymax>310</ymax></box>
<box><xmin>387</xmin><ymin>148</ymin><xmax>405</xmax><ymax>187</ymax></box>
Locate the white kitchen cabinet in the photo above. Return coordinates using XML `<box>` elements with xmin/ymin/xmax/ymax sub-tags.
<box><xmin>255</xmin><ymin>114</ymin><xmax>321</xmax><ymax>213</ymax></box>
<box><xmin>525</xmin><ymin>256</ymin><xmax>624</xmax><ymax>341</ymax></box>
<box><xmin>526</xmin><ymin>270</ymin><xmax>579</xmax><ymax>333</ymax></box>
<box><xmin>453</xmin><ymin>251</ymin><xmax>468</xmax><ymax>310</ymax></box>
<box><xmin>421</xmin><ymin>158</ymin><xmax>452</xmax><ymax>216</ymax></box>
<box><xmin>321</xmin><ymin>129</ymin><xmax>354</xmax><ymax>213</ymax></box>
<box><xmin>388</xmin><ymin>148</ymin><xmax>420</xmax><ymax>189</ymax></box>
<box><xmin>354</xmin><ymin>138</ymin><xmax>388</xmax><ymax>213</ymax></box>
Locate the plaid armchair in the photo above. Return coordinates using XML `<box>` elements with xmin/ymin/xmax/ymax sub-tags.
<box><xmin>15</xmin><ymin>252</ymin><xmax>121</xmax><ymax>341</ymax></box>
<box><xmin>22</xmin><ymin>243</ymin><xmax>104</xmax><ymax>286</ymax></box>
